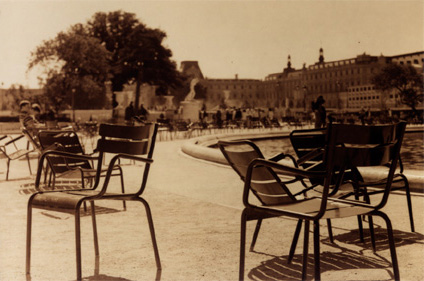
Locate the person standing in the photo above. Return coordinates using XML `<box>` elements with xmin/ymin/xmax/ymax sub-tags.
<box><xmin>313</xmin><ymin>96</ymin><xmax>327</xmax><ymax>128</ymax></box>
<box><xmin>124</xmin><ymin>102</ymin><xmax>135</xmax><ymax>123</ymax></box>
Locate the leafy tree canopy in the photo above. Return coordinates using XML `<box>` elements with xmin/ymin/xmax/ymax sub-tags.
<box><xmin>372</xmin><ymin>63</ymin><xmax>423</xmax><ymax>115</ymax></box>
<box><xmin>87</xmin><ymin>11</ymin><xmax>184</xmax><ymax>110</ymax></box>
<box><xmin>29</xmin><ymin>10</ymin><xmax>183</xmax><ymax>112</ymax></box>
<box><xmin>29</xmin><ymin>24</ymin><xmax>110</xmax><ymax>110</ymax></box>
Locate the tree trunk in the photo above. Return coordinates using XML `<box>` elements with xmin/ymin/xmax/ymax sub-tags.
<box><xmin>134</xmin><ymin>71</ymin><xmax>143</xmax><ymax>112</ymax></box>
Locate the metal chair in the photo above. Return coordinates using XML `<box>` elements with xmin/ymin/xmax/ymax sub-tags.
<box><xmin>218</xmin><ymin>140</ymin><xmax>303</xmax><ymax>252</ymax></box>
<box><xmin>26</xmin><ymin>123</ymin><xmax>160</xmax><ymax>281</ymax></box>
<box><xmin>0</xmin><ymin>134</ymin><xmax>33</xmax><ymax>180</ymax></box>
<box><xmin>290</xmin><ymin>126</ymin><xmax>415</xmax><ymax>238</ymax></box>
<box><xmin>235</xmin><ymin>122</ymin><xmax>406</xmax><ymax>280</ymax></box>
<box><xmin>37</xmin><ymin>130</ymin><xmax>124</xmax><ymax>191</ymax></box>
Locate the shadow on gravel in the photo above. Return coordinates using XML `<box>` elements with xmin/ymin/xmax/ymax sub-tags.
<box><xmin>248</xmin><ymin>228</ymin><xmax>423</xmax><ymax>281</ymax></box>
<box><xmin>330</xmin><ymin>226</ymin><xmax>424</xmax><ymax>251</ymax></box>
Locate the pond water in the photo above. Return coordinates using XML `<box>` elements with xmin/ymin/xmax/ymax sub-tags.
<box><xmin>253</xmin><ymin>132</ymin><xmax>424</xmax><ymax>171</ymax></box>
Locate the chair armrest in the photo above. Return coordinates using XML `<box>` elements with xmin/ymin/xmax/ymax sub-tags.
<box><xmin>268</xmin><ymin>152</ymin><xmax>298</xmax><ymax>167</ymax></box>
<box><xmin>92</xmin><ymin>153</ymin><xmax>153</xmax><ymax>197</ymax></box>
<box><xmin>243</xmin><ymin>158</ymin><xmax>327</xmax><ymax>218</ymax></box>
<box><xmin>268</xmin><ymin>152</ymin><xmax>287</xmax><ymax>162</ymax></box>
<box><xmin>4</xmin><ymin>134</ymin><xmax>25</xmax><ymax>146</ymax></box>
<box><xmin>296</xmin><ymin>147</ymin><xmax>324</xmax><ymax>165</ymax></box>
<box><xmin>114</xmin><ymin>153</ymin><xmax>154</xmax><ymax>164</ymax></box>
<box><xmin>40</xmin><ymin>149</ymin><xmax>99</xmax><ymax>162</ymax></box>
<box><xmin>250</xmin><ymin>158</ymin><xmax>325</xmax><ymax>179</ymax></box>
<box><xmin>34</xmin><ymin>150</ymin><xmax>99</xmax><ymax>189</ymax></box>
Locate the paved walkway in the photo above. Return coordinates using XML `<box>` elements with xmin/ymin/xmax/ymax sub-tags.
<box><xmin>0</xmin><ymin>140</ymin><xmax>423</xmax><ymax>281</ymax></box>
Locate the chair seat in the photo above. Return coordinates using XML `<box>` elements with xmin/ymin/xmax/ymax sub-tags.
<box><xmin>56</xmin><ymin>165</ymin><xmax>121</xmax><ymax>180</ymax></box>
<box><xmin>260</xmin><ymin>197</ymin><xmax>373</xmax><ymax>220</ymax></box>
<box><xmin>31</xmin><ymin>190</ymin><xmax>133</xmax><ymax>211</ymax></box>
<box><xmin>358</xmin><ymin>173</ymin><xmax>406</xmax><ymax>189</ymax></box>
<box><xmin>9</xmin><ymin>149</ymin><xmax>31</xmax><ymax>160</ymax></box>
<box><xmin>32</xmin><ymin>192</ymin><xmax>87</xmax><ymax>210</ymax></box>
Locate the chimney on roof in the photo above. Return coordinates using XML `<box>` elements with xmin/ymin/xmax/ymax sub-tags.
<box><xmin>235</xmin><ymin>74</ymin><xmax>238</xmax><ymax>80</ymax></box>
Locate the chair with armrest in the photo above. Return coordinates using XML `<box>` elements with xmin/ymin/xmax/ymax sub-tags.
<box><xmin>26</xmin><ymin>123</ymin><xmax>160</xmax><ymax>281</ymax></box>
<box><xmin>37</xmin><ymin>130</ymin><xmax>94</xmax><ymax>188</ymax></box>
<box><xmin>37</xmin><ymin>130</ymin><xmax>124</xmax><ymax>191</ymax></box>
<box><xmin>290</xmin><ymin>126</ymin><xmax>415</xmax><ymax>238</ymax></box>
<box><xmin>218</xmin><ymin>140</ymin><xmax>310</xmax><ymax>253</ymax></box>
<box><xmin>237</xmin><ymin>122</ymin><xmax>406</xmax><ymax>281</ymax></box>
<box><xmin>0</xmin><ymin>134</ymin><xmax>33</xmax><ymax>180</ymax></box>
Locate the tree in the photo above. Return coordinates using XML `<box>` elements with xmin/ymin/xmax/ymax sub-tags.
<box><xmin>372</xmin><ymin>63</ymin><xmax>423</xmax><ymax>118</ymax></box>
<box><xmin>87</xmin><ymin>11</ymin><xmax>183</xmax><ymax>111</ymax></box>
<box><xmin>29</xmin><ymin>24</ymin><xmax>111</xmax><ymax>111</ymax></box>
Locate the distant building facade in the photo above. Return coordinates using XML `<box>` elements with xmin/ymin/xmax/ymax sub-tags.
<box><xmin>200</xmin><ymin>49</ymin><xmax>423</xmax><ymax>114</ymax></box>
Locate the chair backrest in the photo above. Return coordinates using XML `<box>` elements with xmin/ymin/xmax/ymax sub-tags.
<box><xmin>96</xmin><ymin>123</ymin><xmax>157</xmax><ymax>157</ymax></box>
<box><xmin>323</xmin><ymin>122</ymin><xmax>407</xmax><ymax>210</ymax></box>
<box><xmin>22</xmin><ymin>128</ymin><xmax>42</xmax><ymax>153</ymax></box>
<box><xmin>95</xmin><ymin>123</ymin><xmax>158</xmax><ymax>195</ymax></box>
<box><xmin>45</xmin><ymin>120</ymin><xmax>59</xmax><ymax>130</ymax></box>
<box><xmin>218</xmin><ymin>140</ymin><xmax>297</xmax><ymax>206</ymax></box>
<box><xmin>235</xmin><ymin>122</ymin><xmax>406</xmax><ymax>220</ymax></box>
<box><xmin>289</xmin><ymin>128</ymin><xmax>326</xmax><ymax>184</ymax></box>
<box><xmin>38</xmin><ymin>130</ymin><xmax>91</xmax><ymax>174</ymax></box>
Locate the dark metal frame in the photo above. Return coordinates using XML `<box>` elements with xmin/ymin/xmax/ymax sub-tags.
<box><xmin>26</xmin><ymin>123</ymin><xmax>160</xmax><ymax>281</ymax></box>
<box><xmin>0</xmin><ymin>134</ymin><xmax>33</xmax><ymax>180</ymax></box>
<box><xmin>230</xmin><ymin>122</ymin><xmax>406</xmax><ymax>281</ymax></box>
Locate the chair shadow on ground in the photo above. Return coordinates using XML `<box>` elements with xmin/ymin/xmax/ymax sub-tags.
<box><xmin>26</xmin><ymin>256</ymin><xmax>161</xmax><ymax>281</ymax></box>
<box><xmin>248</xmin><ymin>227</ymin><xmax>424</xmax><ymax>281</ymax></box>
<box><xmin>80</xmin><ymin>256</ymin><xmax>162</xmax><ymax>281</ymax></box>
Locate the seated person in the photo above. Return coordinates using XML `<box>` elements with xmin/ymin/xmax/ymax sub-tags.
<box><xmin>31</xmin><ymin>103</ymin><xmax>43</xmax><ymax>122</ymax></box>
<box><xmin>19</xmin><ymin>100</ymin><xmax>44</xmax><ymax>137</ymax></box>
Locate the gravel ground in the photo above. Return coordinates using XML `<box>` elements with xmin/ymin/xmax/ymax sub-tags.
<box><xmin>0</xmin><ymin>140</ymin><xmax>423</xmax><ymax>281</ymax></box>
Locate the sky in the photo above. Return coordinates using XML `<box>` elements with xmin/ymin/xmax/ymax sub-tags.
<box><xmin>0</xmin><ymin>0</ymin><xmax>423</xmax><ymax>89</ymax></box>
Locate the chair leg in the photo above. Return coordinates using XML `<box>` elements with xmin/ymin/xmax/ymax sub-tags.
<box><xmin>313</xmin><ymin>220</ymin><xmax>321</xmax><ymax>281</ymax></box>
<box><xmin>373</xmin><ymin>211</ymin><xmax>400</xmax><ymax>281</ymax></box>
<box><xmin>90</xmin><ymin>201</ymin><xmax>99</xmax><ymax>256</ymax></box>
<box><xmin>288</xmin><ymin>219</ymin><xmax>302</xmax><ymax>264</ymax></box>
<box><xmin>326</xmin><ymin>219</ymin><xmax>334</xmax><ymax>243</ymax></box>
<box><xmin>26</xmin><ymin>200</ymin><xmax>33</xmax><ymax>276</ymax></box>
<box><xmin>75</xmin><ymin>204</ymin><xmax>82</xmax><ymax>281</ymax></box>
<box><xmin>368</xmin><ymin>215</ymin><xmax>376</xmax><ymax>252</ymax></box>
<box><xmin>403</xmin><ymin>179</ymin><xmax>415</xmax><ymax>232</ymax></box>
<box><xmin>138</xmin><ymin>198</ymin><xmax>161</xmax><ymax>270</ymax></box>
<box><xmin>249</xmin><ymin>219</ymin><xmax>262</xmax><ymax>252</ymax></box>
<box><xmin>26</xmin><ymin>154</ymin><xmax>32</xmax><ymax>175</ymax></box>
<box><xmin>6</xmin><ymin>159</ymin><xmax>10</xmax><ymax>180</ymax></box>
<box><xmin>302</xmin><ymin>220</ymin><xmax>310</xmax><ymax>281</ymax></box>
<box><xmin>119</xmin><ymin>167</ymin><xmax>126</xmax><ymax>210</ymax></box>
<box><xmin>239</xmin><ymin>209</ymin><xmax>248</xmax><ymax>281</ymax></box>
<box><xmin>353</xmin><ymin>187</ymin><xmax>365</xmax><ymax>243</ymax></box>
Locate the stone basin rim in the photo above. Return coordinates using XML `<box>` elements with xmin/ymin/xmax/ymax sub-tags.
<box><xmin>181</xmin><ymin>128</ymin><xmax>424</xmax><ymax>193</ymax></box>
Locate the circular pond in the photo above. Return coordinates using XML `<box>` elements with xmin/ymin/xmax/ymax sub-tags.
<box><xmin>252</xmin><ymin>132</ymin><xmax>424</xmax><ymax>171</ymax></box>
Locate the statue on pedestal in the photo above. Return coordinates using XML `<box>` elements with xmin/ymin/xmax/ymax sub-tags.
<box><xmin>184</xmin><ymin>78</ymin><xmax>200</xmax><ymax>101</ymax></box>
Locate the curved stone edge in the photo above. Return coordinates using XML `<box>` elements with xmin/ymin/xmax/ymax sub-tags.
<box><xmin>181</xmin><ymin>131</ymin><xmax>289</xmax><ymax>165</ymax></box>
<box><xmin>181</xmin><ymin>128</ymin><xmax>424</xmax><ymax>193</ymax></box>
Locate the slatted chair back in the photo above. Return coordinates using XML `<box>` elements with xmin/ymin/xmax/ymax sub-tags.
<box><xmin>289</xmin><ymin>128</ymin><xmax>327</xmax><ymax>184</ymax></box>
<box><xmin>218</xmin><ymin>140</ymin><xmax>297</xmax><ymax>206</ymax></box>
<box><xmin>323</xmin><ymin>122</ymin><xmax>407</xmax><ymax>210</ymax></box>
<box><xmin>22</xmin><ymin>128</ymin><xmax>42</xmax><ymax>154</ymax></box>
<box><xmin>95</xmin><ymin>123</ymin><xmax>158</xmax><ymax>195</ymax></box>
<box><xmin>38</xmin><ymin>130</ymin><xmax>91</xmax><ymax>175</ymax></box>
